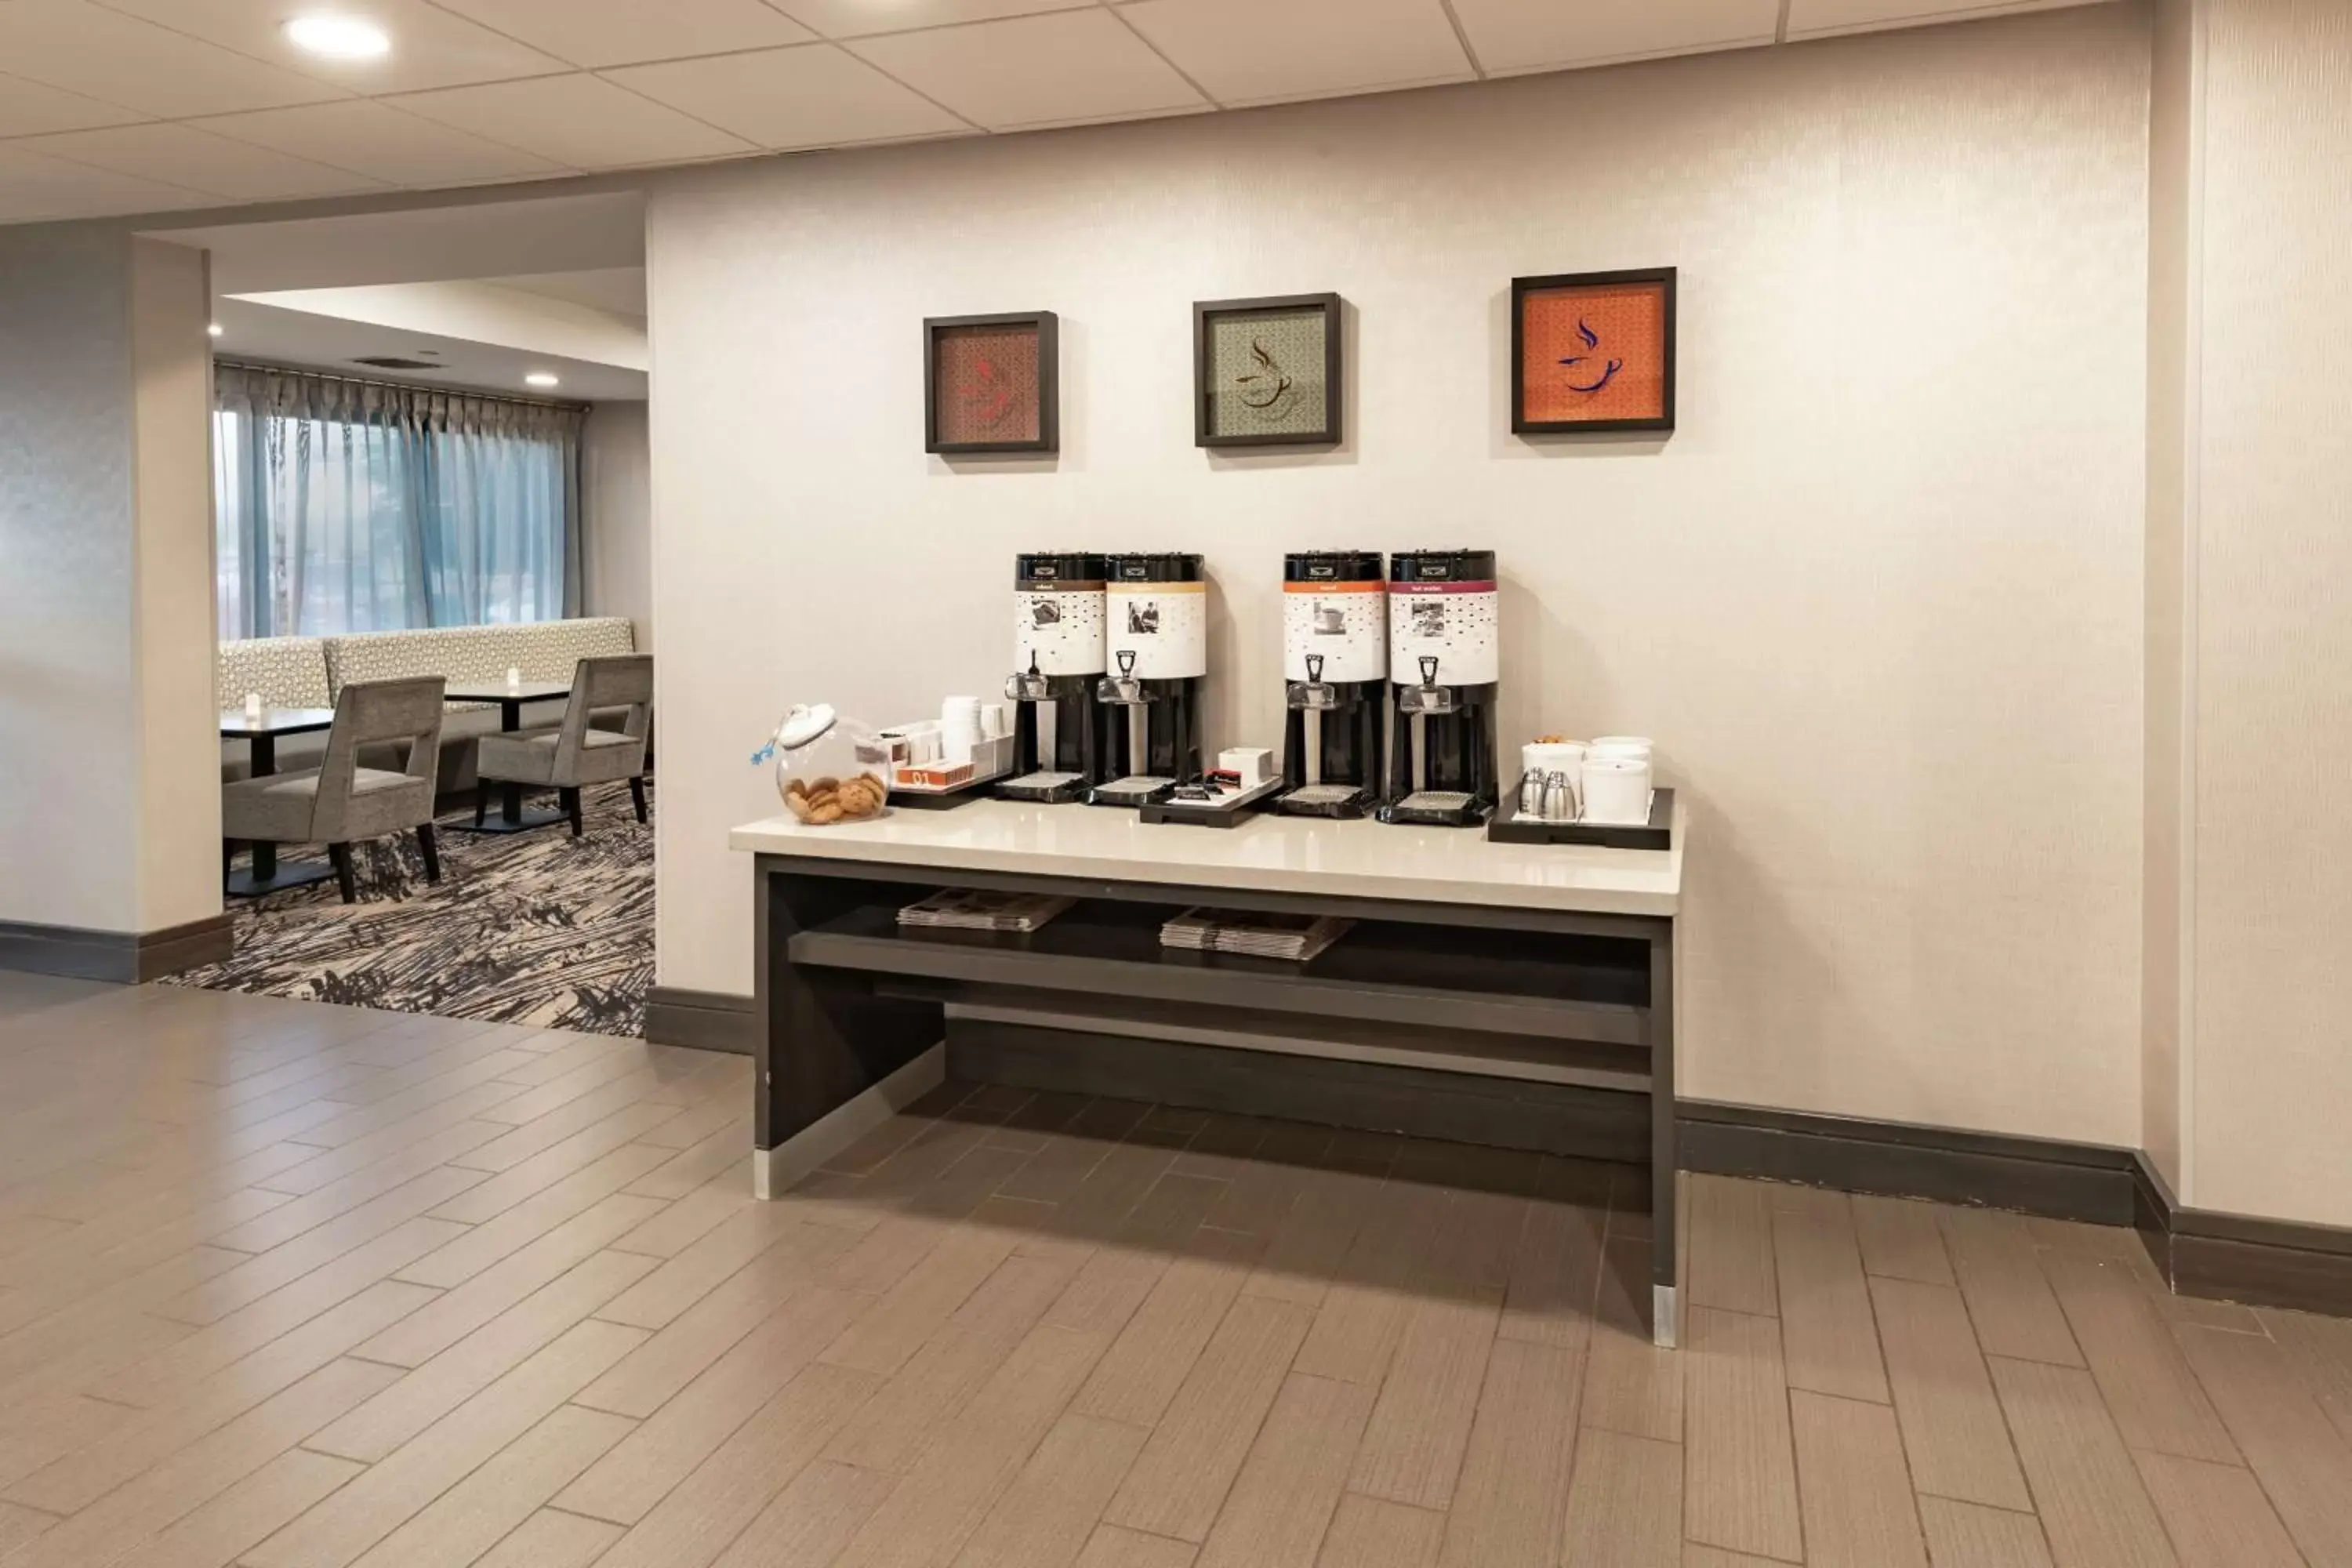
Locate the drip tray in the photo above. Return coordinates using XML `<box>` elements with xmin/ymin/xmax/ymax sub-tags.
<box><xmin>1381</xmin><ymin>789</ymin><xmax>1489</xmax><ymax>828</ymax></box>
<box><xmin>1089</xmin><ymin>775</ymin><xmax>1176</xmax><ymax>808</ymax></box>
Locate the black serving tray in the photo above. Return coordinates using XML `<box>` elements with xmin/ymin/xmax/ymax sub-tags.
<box><xmin>1138</xmin><ymin>778</ymin><xmax>1283</xmax><ymax>829</ymax></box>
<box><xmin>1486</xmin><ymin>787</ymin><xmax>1675</xmax><ymax>851</ymax></box>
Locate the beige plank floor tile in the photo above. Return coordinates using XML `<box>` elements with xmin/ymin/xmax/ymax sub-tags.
<box><xmin>1584</xmin><ymin>1233</ymin><xmax>1685</xmax><ymax>1443</ymax></box>
<box><xmin>555</xmin><ymin>1283</ymin><xmax>870</xmax><ymax>1525</ymax></box>
<box><xmin>627</xmin><ymin>1116</ymin><xmax>753</xmax><ymax>1200</ymax></box>
<box><xmin>1940</xmin><ymin>1210</ymin><xmax>2083</xmax><ymax>1367</ymax></box>
<box><xmin>1687</xmin><ymin>1175</ymin><xmax>1778</xmax><ymax>1318</ymax></box>
<box><xmin>1985</xmin><ymin>1356</ymin><xmax>2179</xmax><ymax>1568</ymax></box>
<box><xmin>956</xmin><ymin>1413</ymin><xmax>1152</xmax><ymax>1568</ymax></box>
<box><xmin>346</xmin><ymin>1405</ymin><xmax>633</xmax><ymax>1568</ymax></box>
<box><xmin>573</xmin><ymin>1222</ymin><xmax>858</xmax><ymax>1419</ymax></box>
<box><xmin>242</xmin><ymin>1319</ymin><xmax>644</xmax><ymax>1568</ymax></box>
<box><xmin>1290</xmin><ymin>1183</ymin><xmax>1446</xmax><ymax>1386</ymax></box>
<box><xmin>1682</xmin><ymin>1305</ymin><xmax>1802</xmax><ymax>1563</ymax></box>
<box><xmin>819</xmin><ymin>1222</ymin><xmax>1021</xmax><ymax>1376</ymax></box>
<box><xmin>1683</xmin><ymin>1548</ymin><xmax>1798</xmax><ymax>1567</ymax></box>
<box><xmin>608</xmin><ymin>1176</ymin><xmax>755</xmax><ymax>1261</ymax></box>
<box><xmin>2039</xmin><ymin>1252</ymin><xmax>2238</xmax><ymax>1464</ymax></box>
<box><xmin>1080</xmin><ymin>1523</ymin><xmax>1201</xmax><ymax>1568</ymax></box>
<box><xmin>0</xmin><ymin>1501</ymin><xmax>58</xmax><ymax>1558</ymax></box>
<box><xmin>1345</xmin><ymin>1281</ymin><xmax>1501</xmax><ymax>1512</ymax></box>
<box><xmin>1772</xmin><ymin>1187</ymin><xmax>1889</xmax><ymax>1404</ymax></box>
<box><xmin>1854</xmin><ymin>1196</ymin><xmax>1956</xmax><ymax>1285</ymax></box>
<box><xmin>1106</xmin><ymin>1295</ymin><xmax>1314</xmax><ymax>1543</ymax></box>
<box><xmin>1871</xmin><ymin>1277</ymin><xmax>2033</xmax><ymax>1512</ymax></box>
<box><xmin>1915</xmin><ymin>1497</ymin><xmax>2055</xmax><ymax>1568</ymax></box>
<box><xmin>307</xmin><ymin>1249</ymin><xmax>657</xmax><ymax>1463</ymax></box>
<box><xmin>1435</xmin><ymin>1338</ymin><xmax>1581</xmax><ymax>1567</ymax></box>
<box><xmin>1192</xmin><ymin>1374</ymin><xmax>1370</xmax><ymax>1568</ymax></box>
<box><xmin>1240</xmin><ymin>1164</ymin><xmax>1381</xmax><ymax>1311</ymax></box>
<box><xmin>354</xmin><ymin>1193</ymin><xmax>665</xmax><ymax>1367</ymax></box>
<box><xmin>471</xmin><ymin>1508</ymin><xmax>623</xmax><ymax>1568</ymax></box>
<box><xmin>2256</xmin><ymin>1304</ymin><xmax>2352</xmax><ymax>1448</ymax></box>
<box><xmin>2172</xmin><ymin>1319</ymin><xmax>2352</xmax><ymax>1566</ymax></box>
<box><xmin>826</xmin><ymin>1250</ymin><xmax>1087</xmax><ymax>1475</ymax></box>
<box><xmin>597</xmin><ymin>1204</ymin><xmax>829</xmax><ymax>1333</ymax></box>
<box><xmin>587</xmin><ymin>1359</ymin><xmax>885</xmax><ymax>1568</ymax></box>
<box><xmin>834</xmin><ymin>1321</ymin><xmax>1114</xmax><ymax>1568</ymax></box>
<box><xmin>2130</xmin><ymin>1450</ymin><xmax>2303</xmax><ymax>1568</ymax></box>
<box><xmin>1074</xmin><ymin>1229</ymin><xmax>1265</xmax><ymax>1428</ymax></box>
<box><xmin>107</xmin><ymin>1447</ymin><xmax>361</xmax><ymax>1568</ymax></box>
<box><xmin>1495</xmin><ymin>1178</ymin><xmax>1606</xmax><ymax>1351</ymax></box>
<box><xmin>1558</xmin><ymin>1428</ymin><xmax>1679</xmax><ymax>1568</ymax></box>
<box><xmin>405</xmin><ymin>1141</ymin><xmax>677</xmax><ymax>1277</ymax></box>
<box><xmin>710</xmin><ymin>1459</ymin><xmax>895</xmax><ymax>1568</ymax></box>
<box><xmin>0</xmin><ymin>1357</ymin><xmax>400</xmax><ymax>1568</ymax></box>
<box><xmin>1790</xmin><ymin>1388</ymin><xmax>1927</xmax><ymax>1567</ymax></box>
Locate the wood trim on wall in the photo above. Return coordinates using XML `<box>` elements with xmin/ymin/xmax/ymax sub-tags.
<box><xmin>0</xmin><ymin>913</ymin><xmax>234</xmax><ymax>984</ymax></box>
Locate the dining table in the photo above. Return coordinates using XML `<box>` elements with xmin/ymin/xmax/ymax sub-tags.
<box><xmin>220</xmin><ymin>707</ymin><xmax>339</xmax><ymax>897</ymax></box>
<box><xmin>445</xmin><ymin>677</ymin><xmax>572</xmax><ymax>833</ymax></box>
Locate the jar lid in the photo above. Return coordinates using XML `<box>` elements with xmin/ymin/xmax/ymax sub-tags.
<box><xmin>777</xmin><ymin>703</ymin><xmax>837</xmax><ymax>750</ymax></box>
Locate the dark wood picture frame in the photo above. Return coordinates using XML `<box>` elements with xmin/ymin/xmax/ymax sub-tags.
<box><xmin>1510</xmin><ymin>267</ymin><xmax>1677</xmax><ymax>436</ymax></box>
<box><xmin>925</xmin><ymin>310</ymin><xmax>1058</xmax><ymax>456</ymax></box>
<box><xmin>1192</xmin><ymin>292</ymin><xmax>1343</xmax><ymax>448</ymax></box>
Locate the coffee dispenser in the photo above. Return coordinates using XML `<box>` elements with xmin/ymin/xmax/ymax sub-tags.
<box><xmin>1000</xmin><ymin>551</ymin><xmax>1110</xmax><ymax>804</ymax></box>
<box><xmin>1277</xmin><ymin>550</ymin><xmax>1387</xmax><ymax>818</ymax></box>
<box><xmin>1381</xmin><ymin>548</ymin><xmax>1501</xmax><ymax>826</ymax></box>
<box><xmin>1091</xmin><ymin>553</ymin><xmax>1207</xmax><ymax>807</ymax></box>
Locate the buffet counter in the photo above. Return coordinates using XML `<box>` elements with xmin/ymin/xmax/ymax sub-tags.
<box><xmin>729</xmin><ymin>797</ymin><xmax>1686</xmax><ymax>1345</ymax></box>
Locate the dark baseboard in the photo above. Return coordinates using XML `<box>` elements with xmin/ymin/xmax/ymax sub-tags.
<box><xmin>1677</xmin><ymin>1099</ymin><xmax>2140</xmax><ymax>1226</ymax></box>
<box><xmin>1680</xmin><ymin>1098</ymin><xmax>2352</xmax><ymax>1318</ymax></box>
<box><xmin>643</xmin><ymin>985</ymin><xmax>757</xmax><ymax>1056</ymax></box>
<box><xmin>0</xmin><ymin>913</ymin><xmax>235</xmax><ymax>984</ymax></box>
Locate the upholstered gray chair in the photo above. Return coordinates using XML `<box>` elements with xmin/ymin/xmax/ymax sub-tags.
<box><xmin>474</xmin><ymin>655</ymin><xmax>652</xmax><ymax>836</ymax></box>
<box><xmin>222</xmin><ymin>677</ymin><xmax>448</xmax><ymax>903</ymax></box>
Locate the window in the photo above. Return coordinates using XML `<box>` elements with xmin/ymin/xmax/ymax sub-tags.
<box><xmin>212</xmin><ymin>364</ymin><xmax>583</xmax><ymax>639</ymax></box>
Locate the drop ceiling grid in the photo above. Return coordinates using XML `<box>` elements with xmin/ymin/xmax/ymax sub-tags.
<box><xmin>0</xmin><ymin>0</ymin><xmax>2116</xmax><ymax>223</ymax></box>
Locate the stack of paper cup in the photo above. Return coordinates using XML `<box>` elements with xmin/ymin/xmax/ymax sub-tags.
<box><xmin>940</xmin><ymin>696</ymin><xmax>982</xmax><ymax>765</ymax></box>
<box><xmin>1581</xmin><ymin>755</ymin><xmax>1653</xmax><ymax>826</ymax></box>
<box><xmin>1588</xmin><ymin>735</ymin><xmax>1653</xmax><ymax>764</ymax></box>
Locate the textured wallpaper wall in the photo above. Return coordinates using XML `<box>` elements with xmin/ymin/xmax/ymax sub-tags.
<box><xmin>2190</xmin><ymin>0</ymin><xmax>2352</xmax><ymax>1223</ymax></box>
<box><xmin>647</xmin><ymin>7</ymin><xmax>2153</xmax><ymax>1147</ymax></box>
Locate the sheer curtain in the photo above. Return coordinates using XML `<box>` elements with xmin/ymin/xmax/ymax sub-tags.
<box><xmin>213</xmin><ymin>364</ymin><xmax>585</xmax><ymax>640</ymax></box>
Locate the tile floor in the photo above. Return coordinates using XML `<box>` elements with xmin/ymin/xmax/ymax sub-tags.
<box><xmin>1</xmin><ymin>972</ymin><xmax>2347</xmax><ymax>1566</ymax></box>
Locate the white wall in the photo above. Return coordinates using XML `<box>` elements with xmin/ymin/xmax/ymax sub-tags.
<box><xmin>584</xmin><ymin>401</ymin><xmax>653</xmax><ymax>648</ymax></box>
<box><xmin>0</xmin><ymin>225</ymin><xmax>220</xmax><ymax>937</ymax></box>
<box><xmin>648</xmin><ymin>6</ymin><xmax>2153</xmax><ymax>1147</ymax></box>
<box><xmin>2183</xmin><ymin>0</ymin><xmax>2352</xmax><ymax>1225</ymax></box>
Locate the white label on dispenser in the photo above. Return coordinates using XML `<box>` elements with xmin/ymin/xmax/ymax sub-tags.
<box><xmin>1388</xmin><ymin>580</ymin><xmax>1499</xmax><ymax>686</ymax></box>
<box><xmin>1014</xmin><ymin>586</ymin><xmax>1105</xmax><ymax>677</ymax></box>
<box><xmin>1106</xmin><ymin>581</ymin><xmax>1207</xmax><ymax>680</ymax></box>
<box><xmin>1283</xmin><ymin>582</ymin><xmax>1386</xmax><ymax>684</ymax></box>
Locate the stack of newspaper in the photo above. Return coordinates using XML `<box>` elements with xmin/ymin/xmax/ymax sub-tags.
<box><xmin>1160</xmin><ymin>908</ymin><xmax>1352</xmax><ymax>963</ymax></box>
<box><xmin>897</xmin><ymin>889</ymin><xmax>1073</xmax><ymax>933</ymax></box>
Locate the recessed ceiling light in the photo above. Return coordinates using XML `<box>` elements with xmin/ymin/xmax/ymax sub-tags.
<box><xmin>207</xmin><ymin>323</ymin><xmax>223</xmax><ymax>338</ymax></box>
<box><xmin>524</xmin><ymin>372</ymin><xmax>561</xmax><ymax>389</ymax></box>
<box><xmin>284</xmin><ymin>15</ymin><xmax>391</xmax><ymax>60</ymax></box>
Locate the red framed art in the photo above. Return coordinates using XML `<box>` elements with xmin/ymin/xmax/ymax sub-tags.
<box><xmin>1511</xmin><ymin>269</ymin><xmax>1676</xmax><ymax>435</ymax></box>
<box><xmin>924</xmin><ymin>311</ymin><xmax>1058</xmax><ymax>456</ymax></box>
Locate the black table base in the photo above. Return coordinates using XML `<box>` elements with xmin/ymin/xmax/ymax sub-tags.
<box><xmin>225</xmin><ymin>858</ymin><xmax>338</xmax><ymax>898</ymax></box>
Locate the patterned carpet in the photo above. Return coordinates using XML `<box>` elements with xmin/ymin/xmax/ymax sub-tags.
<box><xmin>166</xmin><ymin>779</ymin><xmax>652</xmax><ymax>1036</ymax></box>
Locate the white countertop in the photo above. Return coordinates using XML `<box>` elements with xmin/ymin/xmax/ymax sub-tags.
<box><xmin>730</xmin><ymin>797</ymin><xmax>1682</xmax><ymax>917</ymax></box>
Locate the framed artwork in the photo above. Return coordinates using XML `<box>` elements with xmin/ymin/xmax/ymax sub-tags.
<box><xmin>1511</xmin><ymin>268</ymin><xmax>1676</xmax><ymax>435</ymax></box>
<box><xmin>925</xmin><ymin>311</ymin><xmax>1058</xmax><ymax>455</ymax></box>
<box><xmin>1193</xmin><ymin>292</ymin><xmax>1342</xmax><ymax>448</ymax></box>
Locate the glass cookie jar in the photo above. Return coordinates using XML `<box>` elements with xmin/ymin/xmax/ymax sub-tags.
<box><xmin>760</xmin><ymin>703</ymin><xmax>891</xmax><ymax>826</ymax></box>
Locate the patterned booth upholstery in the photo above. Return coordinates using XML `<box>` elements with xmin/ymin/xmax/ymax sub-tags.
<box><xmin>219</xmin><ymin>619</ymin><xmax>640</xmax><ymax>792</ymax></box>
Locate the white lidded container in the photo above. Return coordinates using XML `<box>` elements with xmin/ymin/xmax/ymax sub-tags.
<box><xmin>761</xmin><ymin>702</ymin><xmax>891</xmax><ymax>826</ymax></box>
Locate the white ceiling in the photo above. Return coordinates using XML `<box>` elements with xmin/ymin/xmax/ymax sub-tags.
<box><xmin>0</xmin><ymin>0</ymin><xmax>2115</xmax><ymax>226</ymax></box>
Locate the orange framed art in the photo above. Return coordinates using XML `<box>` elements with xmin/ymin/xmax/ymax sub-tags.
<box><xmin>1511</xmin><ymin>268</ymin><xmax>1676</xmax><ymax>435</ymax></box>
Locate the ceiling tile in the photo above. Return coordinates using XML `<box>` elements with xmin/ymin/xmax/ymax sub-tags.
<box><xmin>384</xmin><ymin>74</ymin><xmax>757</xmax><ymax>169</ymax></box>
<box><xmin>0</xmin><ymin>70</ymin><xmax>149</xmax><ymax>137</ymax></box>
<box><xmin>1448</xmin><ymin>0</ymin><xmax>1780</xmax><ymax>75</ymax></box>
<box><xmin>0</xmin><ymin>0</ymin><xmax>344</xmax><ymax>118</ymax></box>
<box><xmin>0</xmin><ymin>143</ymin><xmax>209</xmax><ymax>222</ymax></box>
<box><xmin>1117</xmin><ymin>0</ymin><xmax>1471</xmax><ymax>107</ymax></box>
<box><xmin>847</xmin><ymin>9</ymin><xmax>1206</xmax><ymax>130</ymax></box>
<box><xmin>606</xmin><ymin>44</ymin><xmax>969</xmax><ymax>150</ymax></box>
<box><xmin>427</xmin><ymin>0</ymin><xmax>817</xmax><ymax>68</ymax></box>
<box><xmin>191</xmin><ymin>101</ymin><xmax>564</xmax><ymax>188</ymax></box>
<box><xmin>94</xmin><ymin>0</ymin><xmax>572</xmax><ymax>95</ymax></box>
<box><xmin>775</xmin><ymin>0</ymin><xmax>1094</xmax><ymax>40</ymax></box>
<box><xmin>1784</xmin><ymin>0</ymin><xmax>2105</xmax><ymax>39</ymax></box>
<box><xmin>20</xmin><ymin>122</ymin><xmax>387</xmax><ymax>200</ymax></box>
